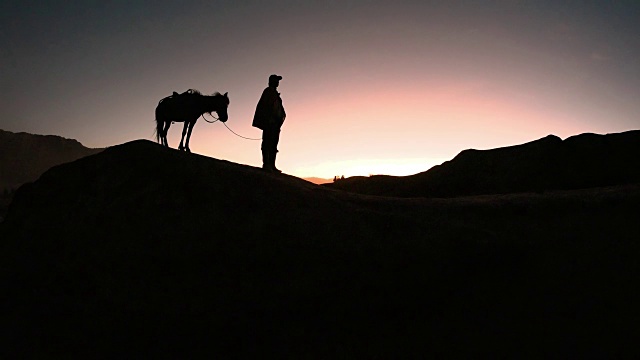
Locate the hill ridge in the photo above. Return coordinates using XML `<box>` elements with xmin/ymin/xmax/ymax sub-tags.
<box><xmin>0</xmin><ymin>129</ymin><xmax>103</xmax><ymax>190</ymax></box>
<box><xmin>326</xmin><ymin>129</ymin><xmax>640</xmax><ymax>197</ymax></box>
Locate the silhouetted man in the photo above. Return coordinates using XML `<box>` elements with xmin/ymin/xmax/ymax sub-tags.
<box><xmin>252</xmin><ymin>74</ymin><xmax>286</xmax><ymax>172</ymax></box>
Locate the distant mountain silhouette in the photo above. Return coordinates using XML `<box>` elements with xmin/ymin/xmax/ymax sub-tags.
<box><xmin>302</xmin><ymin>176</ymin><xmax>333</xmax><ymax>184</ymax></box>
<box><xmin>2</xmin><ymin>139</ymin><xmax>639</xmax><ymax>357</ymax></box>
<box><xmin>0</xmin><ymin>129</ymin><xmax>103</xmax><ymax>190</ymax></box>
<box><xmin>326</xmin><ymin>130</ymin><xmax>640</xmax><ymax>197</ymax></box>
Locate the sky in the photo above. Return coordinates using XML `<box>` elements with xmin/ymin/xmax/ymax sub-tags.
<box><xmin>2</xmin><ymin>1</ymin><xmax>639</xmax><ymax>179</ymax></box>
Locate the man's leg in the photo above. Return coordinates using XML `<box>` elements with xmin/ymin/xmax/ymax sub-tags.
<box><xmin>260</xmin><ymin>138</ymin><xmax>271</xmax><ymax>171</ymax></box>
<box><xmin>261</xmin><ymin>148</ymin><xmax>270</xmax><ymax>171</ymax></box>
<box><xmin>261</xmin><ymin>127</ymin><xmax>281</xmax><ymax>172</ymax></box>
<box><xmin>261</xmin><ymin>128</ymin><xmax>274</xmax><ymax>171</ymax></box>
<box><xmin>270</xmin><ymin>128</ymin><xmax>281</xmax><ymax>172</ymax></box>
<box><xmin>269</xmin><ymin>128</ymin><xmax>282</xmax><ymax>172</ymax></box>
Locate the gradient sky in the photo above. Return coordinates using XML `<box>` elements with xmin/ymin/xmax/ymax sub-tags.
<box><xmin>2</xmin><ymin>1</ymin><xmax>639</xmax><ymax>178</ymax></box>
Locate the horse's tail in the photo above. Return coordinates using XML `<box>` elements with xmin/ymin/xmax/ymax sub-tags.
<box><xmin>154</xmin><ymin>102</ymin><xmax>163</xmax><ymax>143</ymax></box>
<box><xmin>153</xmin><ymin>119</ymin><xmax>158</xmax><ymax>143</ymax></box>
<box><xmin>154</xmin><ymin>117</ymin><xmax>162</xmax><ymax>143</ymax></box>
<box><xmin>154</xmin><ymin>96</ymin><xmax>174</xmax><ymax>143</ymax></box>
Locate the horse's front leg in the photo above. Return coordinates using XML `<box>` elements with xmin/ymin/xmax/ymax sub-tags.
<box><xmin>178</xmin><ymin>122</ymin><xmax>189</xmax><ymax>151</ymax></box>
<box><xmin>184</xmin><ymin>119</ymin><xmax>197</xmax><ymax>153</ymax></box>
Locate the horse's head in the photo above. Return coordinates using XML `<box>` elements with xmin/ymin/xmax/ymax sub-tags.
<box><xmin>210</xmin><ymin>92</ymin><xmax>229</xmax><ymax>122</ymax></box>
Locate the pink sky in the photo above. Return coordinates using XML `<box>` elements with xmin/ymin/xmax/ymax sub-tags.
<box><xmin>2</xmin><ymin>2</ymin><xmax>639</xmax><ymax>179</ymax></box>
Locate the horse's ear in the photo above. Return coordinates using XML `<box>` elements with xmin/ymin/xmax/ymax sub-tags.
<box><xmin>224</xmin><ymin>92</ymin><xmax>228</xmax><ymax>97</ymax></box>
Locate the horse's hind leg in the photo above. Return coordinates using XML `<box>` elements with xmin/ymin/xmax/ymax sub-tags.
<box><xmin>178</xmin><ymin>122</ymin><xmax>189</xmax><ymax>151</ymax></box>
<box><xmin>162</xmin><ymin>121</ymin><xmax>171</xmax><ymax>147</ymax></box>
<box><xmin>184</xmin><ymin>120</ymin><xmax>197</xmax><ymax>153</ymax></box>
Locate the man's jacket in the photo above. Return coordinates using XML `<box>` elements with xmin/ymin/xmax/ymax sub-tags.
<box><xmin>252</xmin><ymin>87</ymin><xmax>286</xmax><ymax>130</ymax></box>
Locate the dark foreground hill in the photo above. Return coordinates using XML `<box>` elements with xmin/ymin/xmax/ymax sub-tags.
<box><xmin>2</xmin><ymin>140</ymin><xmax>640</xmax><ymax>357</ymax></box>
<box><xmin>327</xmin><ymin>130</ymin><xmax>640</xmax><ymax>197</ymax></box>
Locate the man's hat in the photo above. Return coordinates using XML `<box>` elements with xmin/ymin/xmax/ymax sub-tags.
<box><xmin>269</xmin><ymin>74</ymin><xmax>283</xmax><ymax>82</ymax></box>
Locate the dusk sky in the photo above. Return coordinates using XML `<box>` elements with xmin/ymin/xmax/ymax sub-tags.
<box><xmin>2</xmin><ymin>1</ymin><xmax>639</xmax><ymax>178</ymax></box>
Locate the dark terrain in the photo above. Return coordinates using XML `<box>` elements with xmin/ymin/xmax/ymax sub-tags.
<box><xmin>2</xmin><ymin>134</ymin><xmax>640</xmax><ymax>357</ymax></box>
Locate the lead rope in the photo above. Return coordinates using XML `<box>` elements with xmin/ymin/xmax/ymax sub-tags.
<box><xmin>201</xmin><ymin>113</ymin><xmax>219</xmax><ymax>123</ymax></box>
<box><xmin>201</xmin><ymin>114</ymin><xmax>261</xmax><ymax>141</ymax></box>
<box><xmin>222</xmin><ymin>122</ymin><xmax>261</xmax><ymax>140</ymax></box>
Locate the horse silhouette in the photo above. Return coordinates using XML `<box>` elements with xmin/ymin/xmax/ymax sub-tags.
<box><xmin>155</xmin><ymin>89</ymin><xmax>229</xmax><ymax>152</ymax></box>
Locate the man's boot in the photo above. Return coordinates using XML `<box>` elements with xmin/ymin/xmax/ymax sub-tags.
<box><xmin>271</xmin><ymin>150</ymin><xmax>281</xmax><ymax>173</ymax></box>
<box><xmin>262</xmin><ymin>150</ymin><xmax>272</xmax><ymax>172</ymax></box>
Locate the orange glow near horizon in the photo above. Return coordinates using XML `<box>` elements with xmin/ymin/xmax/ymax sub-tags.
<box><xmin>291</xmin><ymin>157</ymin><xmax>450</xmax><ymax>179</ymax></box>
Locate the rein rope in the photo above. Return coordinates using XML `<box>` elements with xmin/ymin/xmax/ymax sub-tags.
<box><xmin>201</xmin><ymin>113</ymin><xmax>219</xmax><ymax>123</ymax></box>
<box><xmin>201</xmin><ymin>113</ymin><xmax>261</xmax><ymax>141</ymax></box>
<box><xmin>222</xmin><ymin>122</ymin><xmax>261</xmax><ymax>140</ymax></box>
